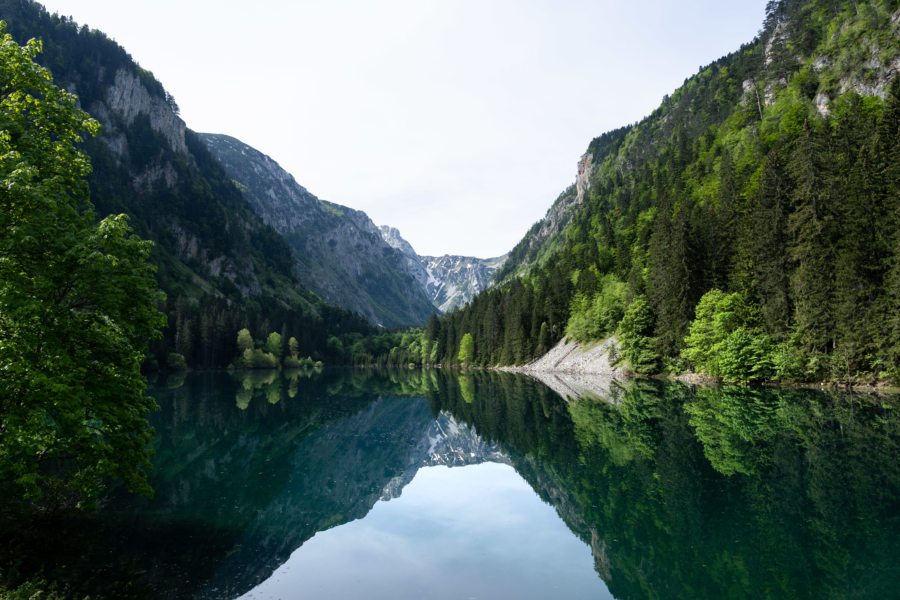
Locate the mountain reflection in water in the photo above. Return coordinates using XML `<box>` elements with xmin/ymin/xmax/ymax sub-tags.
<box><xmin>237</xmin><ymin>462</ymin><xmax>609</xmax><ymax>600</ymax></box>
<box><xmin>1</xmin><ymin>368</ymin><xmax>897</xmax><ymax>600</ymax></box>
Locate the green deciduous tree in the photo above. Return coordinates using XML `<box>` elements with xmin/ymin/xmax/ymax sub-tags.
<box><xmin>0</xmin><ymin>27</ymin><xmax>165</xmax><ymax>507</ymax></box>
<box><xmin>618</xmin><ymin>295</ymin><xmax>659</xmax><ymax>374</ymax></box>
<box><xmin>264</xmin><ymin>331</ymin><xmax>283</xmax><ymax>362</ymax></box>
<box><xmin>682</xmin><ymin>289</ymin><xmax>773</xmax><ymax>382</ymax></box>
<box><xmin>458</xmin><ymin>333</ymin><xmax>475</xmax><ymax>367</ymax></box>
<box><xmin>565</xmin><ymin>273</ymin><xmax>627</xmax><ymax>343</ymax></box>
<box><xmin>236</xmin><ymin>328</ymin><xmax>254</xmax><ymax>353</ymax></box>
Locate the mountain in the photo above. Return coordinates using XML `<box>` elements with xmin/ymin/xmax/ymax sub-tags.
<box><xmin>194</xmin><ymin>130</ymin><xmax>503</xmax><ymax>320</ymax></box>
<box><xmin>198</xmin><ymin>133</ymin><xmax>435</xmax><ymax>327</ymax></box>
<box><xmin>423</xmin><ymin>253</ymin><xmax>508</xmax><ymax>312</ymax></box>
<box><xmin>422</xmin><ymin>0</ymin><xmax>900</xmax><ymax>382</ymax></box>
<box><xmin>0</xmin><ymin>1</ymin><xmax>375</xmax><ymax>368</ymax></box>
<box><xmin>0</xmin><ymin>2</ymin><xmax>285</xmax><ymax>300</ymax></box>
<box><xmin>492</xmin><ymin>153</ymin><xmax>593</xmax><ymax>283</ymax></box>
<box><xmin>379</xmin><ymin>225</ymin><xmax>507</xmax><ymax>312</ymax></box>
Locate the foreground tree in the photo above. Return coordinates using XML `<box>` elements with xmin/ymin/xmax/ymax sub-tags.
<box><xmin>0</xmin><ymin>26</ymin><xmax>164</xmax><ymax>507</ymax></box>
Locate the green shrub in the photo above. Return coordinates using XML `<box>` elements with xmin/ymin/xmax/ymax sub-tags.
<box><xmin>618</xmin><ymin>295</ymin><xmax>660</xmax><ymax>374</ymax></box>
<box><xmin>565</xmin><ymin>274</ymin><xmax>628</xmax><ymax>342</ymax></box>
<box><xmin>682</xmin><ymin>289</ymin><xmax>774</xmax><ymax>382</ymax></box>
<box><xmin>166</xmin><ymin>352</ymin><xmax>187</xmax><ymax>370</ymax></box>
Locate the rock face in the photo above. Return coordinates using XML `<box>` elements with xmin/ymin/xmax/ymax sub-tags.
<box><xmin>422</xmin><ymin>253</ymin><xmax>508</xmax><ymax>312</ymax></box>
<box><xmin>492</xmin><ymin>153</ymin><xmax>592</xmax><ymax>283</ymax></box>
<box><xmin>195</xmin><ymin>134</ymin><xmax>321</xmax><ymax>231</ymax></box>
<box><xmin>0</xmin><ymin>1</ymin><xmax>304</xmax><ymax>304</ymax></box>
<box><xmin>379</xmin><ymin>225</ymin><xmax>507</xmax><ymax>313</ymax></box>
<box><xmin>523</xmin><ymin>336</ymin><xmax>621</xmax><ymax>374</ymax></box>
<box><xmin>101</xmin><ymin>68</ymin><xmax>188</xmax><ymax>156</ymax></box>
<box><xmin>199</xmin><ymin>134</ymin><xmax>436</xmax><ymax>327</ymax></box>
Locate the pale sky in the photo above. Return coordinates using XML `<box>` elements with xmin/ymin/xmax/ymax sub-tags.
<box><xmin>38</xmin><ymin>1</ymin><xmax>767</xmax><ymax>258</ymax></box>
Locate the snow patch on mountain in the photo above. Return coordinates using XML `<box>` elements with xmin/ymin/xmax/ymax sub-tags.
<box><xmin>378</xmin><ymin>226</ymin><xmax>507</xmax><ymax>313</ymax></box>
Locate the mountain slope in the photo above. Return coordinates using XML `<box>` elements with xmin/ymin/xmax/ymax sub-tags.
<box><xmin>0</xmin><ymin>1</ymin><xmax>374</xmax><ymax>367</ymax></box>
<box><xmin>379</xmin><ymin>226</ymin><xmax>507</xmax><ymax>312</ymax></box>
<box><xmin>198</xmin><ymin>133</ymin><xmax>436</xmax><ymax>327</ymax></box>
<box><xmin>423</xmin><ymin>253</ymin><xmax>508</xmax><ymax>312</ymax></box>
<box><xmin>427</xmin><ymin>0</ymin><xmax>900</xmax><ymax>382</ymax></box>
<box><xmin>492</xmin><ymin>152</ymin><xmax>593</xmax><ymax>283</ymax></box>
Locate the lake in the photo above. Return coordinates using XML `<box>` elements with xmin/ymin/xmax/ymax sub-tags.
<box><xmin>3</xmin><ymin>368</ymin><xmax>898</xmax><ymax>599</ymax></box>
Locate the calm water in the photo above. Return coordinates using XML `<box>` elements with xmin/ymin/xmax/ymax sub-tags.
<box><xmin>3</xmin><ymin>368</ymin><xmax>898</xmax><ymax>599</ymax></box>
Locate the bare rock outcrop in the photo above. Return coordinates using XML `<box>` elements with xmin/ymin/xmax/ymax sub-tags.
<box><xmin>508</xmin><ymin>337</ymin><xmax>632</xmax><ymax>402</ymax></box>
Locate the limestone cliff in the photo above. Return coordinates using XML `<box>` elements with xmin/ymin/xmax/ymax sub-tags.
<box><xmin>492</xmin><ymin>152</ymin><xmax>592</xmax><ymax>283</ymax></box>
<box><xmin>199</xmin><ymin>133</ymin><xmax>436</xmax><ymax>327</ymax></box>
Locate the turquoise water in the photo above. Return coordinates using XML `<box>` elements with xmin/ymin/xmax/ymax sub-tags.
<box><xmin>3</xmin><ymin>368</ymin><xmax>897</xmax><ymax>599</ymax></box>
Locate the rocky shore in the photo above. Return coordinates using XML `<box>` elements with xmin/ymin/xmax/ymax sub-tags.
<box><xmin>500</xmin><ymin>337</ymin><xmax>632</xmax><ymax>402</ymax></box>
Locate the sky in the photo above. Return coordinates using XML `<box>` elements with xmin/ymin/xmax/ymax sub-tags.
<box><xmin>38</xmin><ymin>0</ymin><xmax>768</xmax><ymax>258</ymax></box>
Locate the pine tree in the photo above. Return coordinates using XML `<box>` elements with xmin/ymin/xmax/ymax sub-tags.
<box><xmin>877</xmin><ymin>78</ymin><xmax>900</xmax><ymax>370</ymax></box>
<box><xmin>787</xmin><ymin>119</ymin><xmax>834</xmax><ymax>361</ymax></box>
<box><xmin>648</xmin><ymin>201</ymin><xmax>693</xmax><ymax>357</ymax></box>
<box><xmin>535</xmin><ymin>322</ymin><xmax>551</xmax><ymax>356</ymax></box>
<box><xmin>736</xmin><ymin>149</ymin><xmax>792</xmax><ymax>338</ymax></box>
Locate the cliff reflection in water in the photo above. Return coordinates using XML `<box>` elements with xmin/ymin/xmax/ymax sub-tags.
<box><xmin>158</xmin><ymin>369</ymin><xmax>900</xmax><ymax>599</ymax></box>
<box><xmin>3</xmin><ymin>368</ymin><xmax>896</xmax><ymax>599</ymax></box>
<box><xmin>152</xmin><ymin>368</ymin><xmax>511</xmax><ymax>599</ymax></box>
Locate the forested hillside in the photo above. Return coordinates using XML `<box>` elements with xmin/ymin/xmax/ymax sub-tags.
<box><xmin>0</xmin><ymin>1</ymin><xmax>375</xmax><ymax>368</ymax></box>
<box><xmin>198</xmin><ymin>133</ymin><xmax>437</xmax><ymax>328</ymax></box>
<box><xmin>387</xmin><ymin>0</ymin><xmax>900</xmax><ymax>383</ymax></box>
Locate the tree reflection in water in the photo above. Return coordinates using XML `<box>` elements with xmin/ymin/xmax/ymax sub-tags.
<box><xmin>0</xmin><ymin>368</ymin><xmax>896</xmax><ymax>600</ymax></box>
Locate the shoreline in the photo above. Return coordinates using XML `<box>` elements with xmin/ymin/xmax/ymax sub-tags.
<box><xmin>493</xmin><ymin>337</ymin><xmax>900</xmax><ymax>396</ymax></box>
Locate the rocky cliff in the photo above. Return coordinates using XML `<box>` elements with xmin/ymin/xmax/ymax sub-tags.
<box><xmin>422</xmin><ymin>253</ymin><xmax>508</xmax><ymax>312</ymax></box>
<box><xmin>491</xmin><ymin>153</ymin><xmax>592</xmax><ymax>283</ymax></box>
<box><xmin>379</xmin><ymin>226</ymin><xmax>507</xmax><ymax>312</ymax></box>
<box><xmin>0</xmin><ymin>1</ymin><xmax>306</xmax><ymax>307</ymax></box>
<box><xmin>199</xmin><ymin>133</ymin><xmax>436</xmax><ymax>327</ymax></box>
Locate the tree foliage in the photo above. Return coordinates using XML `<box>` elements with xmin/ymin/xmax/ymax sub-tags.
<box><xmin>0</xmin><ymin>26</ymin><xmax>165</xmax><ymax>506</ymax></box>
<box><xmin>405</xmin><ymin>0</ymin><xmax>900</xmax><ymax>383</ymax></box>
<box><xmin>458</xmin><ymin>333</ymin><xmax>475</xmax><ymax>367</ymax></box>
<box><xmin>681</xmin><ymin>290</ymin><xmax>774</xmax><ymax>382</ymax></box>
<box><xmin>617</xmin><ymin>296</ymin><xmax>660</xmax><ymax>374</ymax></box>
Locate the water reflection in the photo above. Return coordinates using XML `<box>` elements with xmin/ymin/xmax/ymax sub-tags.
<box><xmin>239</xmin><ymin>463</ymin><xmax>610</xmax><ymax>600</ymax></box>
<box><xmin>1</xmin><ymin>368</ymin><xmax>897</xmax><ymax>600</ymax></box>
<box><xmin>230</xmin><ymin>367</ymin><xmax>323</xmax><ymax>408</ymax></box>
<box><xmin>450</xmin><ymin>377</ymin><xmax>900</xmax><ymax>600</ymax></box>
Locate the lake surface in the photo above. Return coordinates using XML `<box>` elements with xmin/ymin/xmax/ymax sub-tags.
<box><xmin>3</xmin><ymin>368</ymin><xmax>898</xmax><ymax>599</ymax></box>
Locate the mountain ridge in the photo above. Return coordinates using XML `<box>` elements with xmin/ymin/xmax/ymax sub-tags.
<box><xmin>198</xmin><ymin>132</ymin><xmax>437</xmax><ymax>328</ymax></box>
<box><xmin>0</xmin><ymin>0</ymin><xmax>376</xmax><ymax>368</ymax></box>
<box><xmin>199</xmin><ymin>133</ymin><xmax>439</xmax><ymax>327</ymax></box>
<box><xmin>198</xmin><ymin>130</ymin><xmax>507</xmax><ymax>319</ymax></box>
<box><xmin>379</xmin><ymin>225</ymin><xmax>507</xmax><ymax>312</ymax></box>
